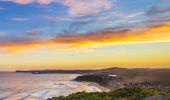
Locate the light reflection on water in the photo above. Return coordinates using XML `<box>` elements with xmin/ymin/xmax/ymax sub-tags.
<box><xmin>0</xmin><ymin>72</ymin><xmax>101</xmax><ymax>100</ymax></box>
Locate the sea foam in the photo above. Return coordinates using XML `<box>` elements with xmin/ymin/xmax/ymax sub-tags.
<box><xmin>0</xmin><ymin>73</ymin><xmax>101</xmax><ymax>100</ymax></box>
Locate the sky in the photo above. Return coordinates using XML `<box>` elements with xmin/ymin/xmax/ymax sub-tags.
<box><xmin>0</xmin><ymin>0</ymin><xmax>170</xmax><ymax>71</ymax></box>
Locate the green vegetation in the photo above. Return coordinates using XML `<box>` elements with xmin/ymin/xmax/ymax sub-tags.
<box><xmin>47</xmin><ymin>87</ymin><xmax>161</xmax><ymax>100</ymax></box>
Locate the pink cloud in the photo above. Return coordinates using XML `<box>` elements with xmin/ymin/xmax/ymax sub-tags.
<box><xmin>1</xmin><ymin>0</ymin><xmax>55</xmax><ymax>4</ymax></box>
<box><xmin>37</xmin><ymin>0</ymin><xmax>54</xmax><ymax>4</ymax></box>
<box><xmin>60</xmin><ymin>0</ymin><xmax>113</xmax><ymax>17</ymax></box>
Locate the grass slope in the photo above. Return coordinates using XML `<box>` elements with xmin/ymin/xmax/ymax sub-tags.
<box><xmin>47</xmin><ymin>87</ymin><xmax>170</xmax><ymax>100</ymax></box>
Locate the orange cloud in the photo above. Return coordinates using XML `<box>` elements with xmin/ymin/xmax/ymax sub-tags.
<box><xmin>0</xmin><ymin>23</ymin><xmax>170</xmax><ymax>54</ymax></box>
<box><xmin>49</xmin><ymin>23</ymin><xmax>170</xmax><ymax>45</ymax></box>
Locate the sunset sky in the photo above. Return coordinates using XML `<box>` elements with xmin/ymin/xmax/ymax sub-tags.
<box><xmin>0</xmin><ymin>0</ymin><xmax>170</xmax><ymax>71</ymax></box>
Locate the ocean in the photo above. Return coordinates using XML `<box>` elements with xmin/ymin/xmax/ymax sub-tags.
<box><xmin>0</xmin><ymin>72</ymin><xmax>101</xmax><ymax>100</ymax></box>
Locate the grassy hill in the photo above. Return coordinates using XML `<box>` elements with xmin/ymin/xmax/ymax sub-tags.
<box><xmin>47</xmin><ymin>87</ymin><xmax>170</xmax><ymax>100</ymax></box>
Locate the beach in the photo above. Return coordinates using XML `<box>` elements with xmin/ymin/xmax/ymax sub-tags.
<box><xmin>0</xmin><ymin>72</ymin><xmax>104</xmax><ymax>100</ymax></box>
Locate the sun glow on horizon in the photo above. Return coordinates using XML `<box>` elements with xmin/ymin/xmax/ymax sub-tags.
<box><xmin>0</xmin><ymin>0</ymin><xmax>170</xmax><ymax>70</ymax></box>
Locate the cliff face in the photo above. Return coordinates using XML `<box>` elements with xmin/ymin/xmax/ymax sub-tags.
<box><xmin>74</xmin><ymin>74</ymin><xmax>118</xmax><ymax>86</ymax></box>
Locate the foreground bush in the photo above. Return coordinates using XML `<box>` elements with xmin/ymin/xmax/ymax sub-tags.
<box><xmin>47</xmin><ymin>87</ymin><xmax>160</xmax><ymax>100</ymax></box>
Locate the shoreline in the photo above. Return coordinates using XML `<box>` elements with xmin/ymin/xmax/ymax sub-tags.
<box><xmin>0</xmin><ymin>73</ymin><xmax>108</xmax><ymax>100</ymax></box>
<box><xmin>87</xmin><ymin>82</ymin><xmax>110</xmax><ymax>92</ymax></box>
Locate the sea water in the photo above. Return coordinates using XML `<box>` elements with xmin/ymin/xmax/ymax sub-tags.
<box><xmin>0</xmin><ymin>72</ymin><xmax>101</xmax><ymax>100</ymax></box>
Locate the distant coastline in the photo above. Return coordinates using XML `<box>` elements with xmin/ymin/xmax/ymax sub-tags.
<box><xmin>16</xmin><ymin>67</ymin><xmax>170</xmax><ymax>89</ymax></box>
<box><xmin>16</xmin><ymin>69</ymin><xmax>97</xmax><ymax>74</ymax></box>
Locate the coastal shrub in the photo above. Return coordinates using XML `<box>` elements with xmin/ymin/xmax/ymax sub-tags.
<box><xmin>47</xmin><ymin>87</ymin><xmax>159</xmax><ymax>100</ymax></box>
<box><xmin>109</xmin><ymin>87</ymin><xmax>159</xmax><ymax>100</ymax></box>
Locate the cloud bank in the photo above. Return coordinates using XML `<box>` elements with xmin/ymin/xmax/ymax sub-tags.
<box><xmin>0</xmin><ymin>22</ymin><xmax>170</xmax><ymax>54</ymax></box>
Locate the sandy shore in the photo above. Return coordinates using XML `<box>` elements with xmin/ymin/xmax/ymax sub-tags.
<box><xmin>87</xmin><ymin>82</ymin><xmax>110</xmax><ymax>92</ymax></box>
